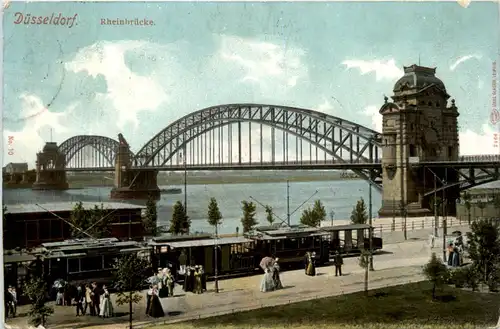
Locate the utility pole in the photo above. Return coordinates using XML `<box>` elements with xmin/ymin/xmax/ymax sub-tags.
<box><xmin>214</xmin><ymin>222</ymin><xmax>219</xmax><ymax>293</ymax></box>
<box><xmin>183</xmin><ymin>144</ymin><xmax>188</xmax><ymax>215</ymax></box>
<box><xmin>368</xmin><ymin>176</ymin><xmax>374</xmax><ymax>271</ymax></box>
<box><xmin>286</xmin><ymin>180</ymin><xmax>290</xmax><ymax>226</ymax></box>
<box><xmin>434</xmin><ymin>172</ymin><xmax>438</xmax><ymax>237</ymax></box>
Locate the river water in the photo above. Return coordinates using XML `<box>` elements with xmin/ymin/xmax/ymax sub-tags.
<box><xmin>3</xmin><ymin>180</ymin><xmax>382</xmax><ymax>234</ymax></box>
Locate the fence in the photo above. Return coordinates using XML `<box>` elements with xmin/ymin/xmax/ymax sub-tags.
<box><xmin>371</xmin><ymin>217</ymin><xmax>471</xmax><ymax>237</ymax></box>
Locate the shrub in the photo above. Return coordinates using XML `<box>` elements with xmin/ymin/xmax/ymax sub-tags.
<box><xmin>450</xmin><ymin>268</ymin><xmax>467</xmax><ymax>288</ymax></box>
<box><xmin>487</xmin><ymin>264</ymin><xmax>500</xmax><ymax>292</ymax></box>
<box><xmin>463</xmin><ymin>266</ymin><xmax>480</xmax><ymax>291</ymax></box>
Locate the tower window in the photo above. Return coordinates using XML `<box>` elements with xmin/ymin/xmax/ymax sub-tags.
<box><xmin>436</xmin><ymin>102</ymin><xmax>440</xmax><ymax>107</ymax></box>
<box><xmin>428</xmin><ymin>102</ymin><xmax>432</xmax><ymax>106</ymax></box>
<box><xmin>409</xmin><ymin>144</ymin><xmax>417</xmax><ymax>157</ymax></box>
<box><xmin>448</xmin><ymin>146</ymin><xmax>453</xmax><ymax>157</ymax></box>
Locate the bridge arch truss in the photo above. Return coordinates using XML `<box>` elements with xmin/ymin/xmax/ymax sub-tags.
<box><xmin>59</xmin><ymin>135</ymin><xmax>134</xmax><ymax>169</ymax></box>
<box><xmin>133</xmin><ymin>104</ymin><xmax>383</xmax><ymax>187</ymax></box>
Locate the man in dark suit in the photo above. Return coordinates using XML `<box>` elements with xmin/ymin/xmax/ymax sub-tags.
<box><xmin>333</xmin><ymin>251</ymin><xmax>343</xmax><ymax>276</ymax></box>
<box><xmin>76</xmin><ymin>285</ymin><xmax>85</xmax><ymax>316</ymax></box>
<box><xmin>91</xmin><ymin>282</ymin><xmax>101</xmax><ymax>316</ymax></box>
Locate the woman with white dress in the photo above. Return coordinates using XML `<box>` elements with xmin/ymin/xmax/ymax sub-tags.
<box><xmin>99</xmin><ymin>285</ymin><xmax>113</xmax><ymax>318</ymax></box>
<box><xmin>260</xmin><ymin>267</ymin><xmax>275</xmax><ymax>292</ymax></box>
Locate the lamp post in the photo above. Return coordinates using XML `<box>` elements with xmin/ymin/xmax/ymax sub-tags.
<box><xmin>214</xmin><ymin>222</ymin><xmax>219</xmax><ymax>293</ymax></box>
<box><xmin>330</xmin><ymin>210</ymin><xmax>335</xmax><ymax>227</ymax></box>
<box><xmin>286</xmin><ymin>180</ymin><xmax>290</xmax><ymax>227</ymax></box>
<box><xmin>442</xmin><ymin>179</ymin><xmax>447</xmax><ymax>263</ymax></box>
<box><xmin>368</xmin><ymin>178</ymin><xmax>374</xmax><ymax>271</ymax></box>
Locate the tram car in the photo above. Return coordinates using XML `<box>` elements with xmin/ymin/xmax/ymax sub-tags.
<box><xmin>149</xmin><ymin>223</ymin><xmax>383</xmax><ymax>277</ymax></box>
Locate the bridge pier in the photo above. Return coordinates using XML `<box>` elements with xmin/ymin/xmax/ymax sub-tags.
<box><xmin>378</xmin><ymin>65</ymin><xmax>460</xmax><ymax>218</ymax></box>
<box><xmin>109</xmin><ymin>134</ymin><xmax>160</xmax><ymax>201</ymax></box>
<box><xmin>32</xmin><ymin>142</ymin><xmax>69</xmax><ymax>190</ymax></box>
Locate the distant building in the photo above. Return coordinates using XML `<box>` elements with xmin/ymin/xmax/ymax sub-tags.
<box><xmin>3</xmin><ymin>162</ymin><xmax>28</xmax><ymax>174</ymax></box>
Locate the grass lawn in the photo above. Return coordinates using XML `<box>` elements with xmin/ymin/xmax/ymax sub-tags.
<box><xmin>151</xmin><ymin>282</ymin><xmax>499</xmax><ymax>329</ymax></box>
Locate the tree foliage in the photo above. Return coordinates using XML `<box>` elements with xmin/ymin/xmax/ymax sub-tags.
<box><xmin>170</xmin><ymin>201</ymin><xmax>190</xmax><ymax>234</ymax></box>
<box><xmin>466</xmin><ymin>219</ymin><xmax>500</xmax><ymax>282</ymax></box>
<box><xmin>24</xmin><ymin>277</ymin><xmax>54</xmax><ymax>327</ymax></box>
<box><xmin>241</xmin><ymin>200</ymin><xmax>258</xmax><ymax>233</ymax></box>
<box><xmin>422</xmin><ymin>253</ymin><xmax>449</xmax><ymax>299</ymax></box>
<box><xmin>265</xmin><ymin>205</ymin><xmax>275</xmax><ymax>225</ymax></box>
<box><xmin>69</xmin><ymin>201</ymin><xmax>110</xmax><ymax>238</ymax></box>
<box><xmin>114</xmin><ymin>253</ymin><xmax>151</xmax><ymax>329</ymax></box>
<box><xmin>143</xmin><ymin>195</ymin><xmax>158</xmax><ymax>236</ymax></box>
<box><xmin>300</xmin><ymin>200</ymin><xmax>326</xmax><ymax>227</ymax></box>
<box><xmin>207</xmin><ymin>197</ymin><xmax>223</xmax><ymax>227</ymax></box>
<box><xmin>350</xmin><ymin>198</ymin><xmax>368</xmax><ymax>225</ymax></box>
<box><xmin>476</xmin><ymin>200</ymin><xmax>486</xmax><ymax>217</ymax></box>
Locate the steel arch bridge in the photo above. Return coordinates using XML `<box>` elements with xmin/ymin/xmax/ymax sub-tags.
<box><xmin>132</xmin><ymin>104</ymin><xmax>383</xmax><ymax>183</ymax></box>
<box><xmin>59</xmin><ymin>135</ymin><xmax>134</xmax><ymax>169</ymax></box>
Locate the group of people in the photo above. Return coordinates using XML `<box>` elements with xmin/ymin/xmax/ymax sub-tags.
<box><xmin>76</xmin><ymin>282</ymin><xmax>113</xmax><ymax>318</ymax></box>
<box><xmin>304</xmin><ymin>251</ymin><xmax>343</xmax><ymax>277</ymax></box>
<box><xmin>182</xmin><ymin>265</ymin><xmax>207</xmax><ymax>294</ymax></box>
<box><xmin>155</xmin><ymin>268</ymin><xmax>175</xmax><ymax>298</ymax></box>
<box><xmin>4</xmin><ymin>286</ymin><xmax>17</xmax><ymax>318</ymax></box>
<box><xmin>447</xmin><ymin>243</ymin><xmax>463</xmax><ymax>267</ymax></box>
<box><xmin>260</xmin><ymin>257</ymin><xmax>283</xmax><ymax>292</ymax></box>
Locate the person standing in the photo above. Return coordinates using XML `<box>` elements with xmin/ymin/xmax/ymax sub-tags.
<box><xmin>99</xmin><ymin>285</ymin><xmax>113</xmax><ymax>318</ymax></box>
<box><xmin>147</xmin><ymin>285</ymin><xmax>165</xmax><ymax>318</ymax></box>
<box><xmin>306</xmin><ymin>253</ymin><xmax>316</xmax><ymax>276</ymax></box>
<box><xmin>76</xmin><ymin>285</ymin><xmax>85</xmax><ymax>316</ymax></box>
<box><xmin>272</xmin><ymin>258</ymin><xmax>283</xmax><ymax>289</ymax></box>
<box><xmin>92</xmin><ymin>282</ymin><xmax>101</xmax><ymax>316</ymax></box>
<box><xmin>194</xmin><ymin>267</ymin><xmax>203</xmax><ymax>294</ymax></box>
<box><xmin>5</xmin><ymin>288</ymin><xmax>13</xmax><ymax>318</ymax></box>
<box><xmin>178</xmin><ymin>250</ymin><xmax>187</xmax><ymax>275</ymax></box>
<box><xmin>334</xmin><ymin>251</ymin><xmax>343</xmax><ymax>276</ymax></box>
<box><xmin>145</xmin><ymin>285</ymin><xmax>153</xmax><ymax>316</ymax></box>
<box><xmin>166</xmin><ymin>270</ymin><xmax>175</xmax><ymax>297</ymax></box>
<box><xmin>85</xmin><ymin>284</ymin><xmax>93</xmax><ymax>315</ymax></box>
<box><xmin>10</xmin><ymin>287</ymin><xmax>17</xmax><ymax>317</ymax></box>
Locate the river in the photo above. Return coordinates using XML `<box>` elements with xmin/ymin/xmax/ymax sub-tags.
<box><xmin>3</xmin><ymin>180</ymin><xmax>382</xmax><ymax>234</ymax></box>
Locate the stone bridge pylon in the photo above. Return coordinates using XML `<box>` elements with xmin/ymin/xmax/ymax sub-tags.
<box><xmin>109</xmin><ymin>133</ymin><xmax>160</xmax><ymax>201</ymax></box>
<box><xmin>32</xmin><ymin>142</ymin><xmax>69</xmax><ymax>190</ymax></box>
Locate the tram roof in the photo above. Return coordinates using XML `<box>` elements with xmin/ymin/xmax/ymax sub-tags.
<box><xmin>41</xmin><ymin>238</ymin><xmax>143</xmax><ymax>252</ymax></box>
<box><xmin>5</xmin><ymin>202</ymin><xmax>146</xmax><ymax>214</ymax></box>
<box><xmin>320</xmin><ymin>223</ymin><xmax>372</xmax><ymax>231</ymax></box>
<box><xmin>152</xmin><ymin>236</ymin><xmax>254</xmax><ymax>248</ymax></box>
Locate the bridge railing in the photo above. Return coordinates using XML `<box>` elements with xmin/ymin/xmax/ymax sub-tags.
<box><xmin>458</xmin><ymin>154</ymin><xmax>500</xmax><ymax>162</ymax></box>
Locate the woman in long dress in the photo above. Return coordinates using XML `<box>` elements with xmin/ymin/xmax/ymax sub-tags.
<box><xmin>166</xmin><ymin>270</ymin><xmax>175</xmax><ymax>297</ymax></box>
<box><xmin>147</xmin><ymin>285</ymin><xmax>165</xmax><ymax>318</ymax></box>
<box><xmin>194</xmin><ymin>267</ymin><xmax>203</xmax><ymax>294</ymax></box>
<box><xmin>306</xmin><ymin>253</ymin><xmax>316</xmax><ymax>276</ymax></box>
<box><xmin>272</xmin><ymin>258</ymin><xmax>283</xmax><ymax>289</ymax></box>
<box><xmin>158</xmin><ymin>269</ymin><xmax>168</xmax><ymax>298</ymax></box>
<box><xmin>260</xmin><ymin>267</ymin><xmax>275</xmax><ymax>292</ymax></box>
<box><xmin>99</xmin><ymin>285</ymin><xmax>113</xmax><ymax>318</ymax></box>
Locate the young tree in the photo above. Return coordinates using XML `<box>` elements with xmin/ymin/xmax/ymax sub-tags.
<box><xmin>300</xmin><ymin>200</ymin><xmax>326</xmax><ymax>227</ymax></box>
<box><xmin>312</xmin><ymin>200</ymin><xmax>327</xmax><ymax>224</ymax></box>
<box><xmin>476</xmin><ymin>200</ymin><xmax>486</xmax><ymax>218</ymax></box>
<box><xmin>114</xmin><ymin>253</ymin><xmax>151</xmax><ymax>329</ymax></box>
<box><xmin>143</xmin><ymin>195</ymin><xmax>158</xmax><ymax>236</ymax></box>
<box><xmin>24</xmin><ymin>277</ymin><xmax>54</xmax><ymax>327</ymax></box>
<box><xmin>87</xmin><ymin>204</ymin><xmax>109</xmax><ymax>238</ymax></box>
<box><xmin>207</xmin><ymin>197</ymin><xmax>223</xmax><ymax>234</ymax></box>
<box><xmin>69</xmin><ymin>201</ymin><xmax>88</xmax><ymax>237</ymax></box>
<box><xmin>422</xmin><ymin>253</ymin><xmax>449</xmax><ymax>299</ymax></box>
<box><xmin>265</xmin><ymin>205</ymin><xmax>275</xmax><ymax>225</ymax></box>
<box><xmin>241</xmin><ymin>200</ymin><xmax>258</xmax><ymax>233</ymax></box>
<box><xmin>170</xmin><ymin>201</ymin><xmax>190</xmax><ymax>234</ymax></box>
<box><xmin>466</xmin><ymin>219</ymin><xmax>500</xmax><ymax>282</ymax></box>
<box><xmin>350</xmin><ymin>198</ymin><xmax>368</xmax><ymax>225</ymax></box>
<box><xmin>462</xmin><ymin>192</ymin><xmax>472</xmax><ymax>224</ymax></box>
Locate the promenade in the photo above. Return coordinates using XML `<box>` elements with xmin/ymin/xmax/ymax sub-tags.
<box><xmin>5</xmin><ymin>225</ymin><xmax>470</xmax><ymax>329</ymax></box>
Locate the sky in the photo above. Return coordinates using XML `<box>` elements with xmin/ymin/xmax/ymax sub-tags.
<box><xmin>3</xmin><ymin>1</ymin><xmax>500</xmax><ymax>168</ymax></box>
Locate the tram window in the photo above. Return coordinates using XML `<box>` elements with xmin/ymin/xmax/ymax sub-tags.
<box><xmin>68</xmin><ymin>258</ymin><xmax>80</xmax><ymax>273</ymax></box>
<box><xmin>80</xmin><ymin>256</ymin><xmax>103</xmax><ymax>271</ymax></box>
<box><xmin>39</xmin><ymin>220</ymin><xmax>51</xmax><ymax>241</ymax></box>
<box><xmin>26</xmin><ymin>221</ymin><xmax>38</xmax><ymax>241</ymax></box>
<box><xmin>284</xmin><ymin>239</ymin><xmax>298</xmax><ymax>249</ymax></box>
<box><xmin>51</xmin><ymin>220</ymin><xmax>62</xmax><ymax>239</ymax></box>
<box><xmin>103</xmin><ymin>255</ymin><xmax>117</xmax><ymax>269</ymax></box>
<box><xmin>160</xmin><ymin>246</ymin><xmax>169</xmax><ymax>253</ymax></box>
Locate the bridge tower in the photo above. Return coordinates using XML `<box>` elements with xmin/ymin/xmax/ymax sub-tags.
<box><xmin>378</xmin><ymin>64</ymin><xmax>460</xmax><ymax>217</ymax></box>
<box><xmin>32</xmin><ymin>142</ymin><xmax>69</xmax><ymax>190</ymax></box>
<box><xmin>110</xmin><ymin>134</ymin><xmax>160</xmax><ymax>201</ymax></box>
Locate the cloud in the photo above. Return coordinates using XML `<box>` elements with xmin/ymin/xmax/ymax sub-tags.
<box><xmin>342</xmin><ymin>59</ymin><xmax>403</xmax><ymax>81</ymax></box>
<box><xmin>363</xmin><ymin>105</ymin><xmax>383</xmax><ymax>132</ymax></box>
<box><xmin>3</xmin><ymin>93</ymin><xmax>71</xmax><ymax>163</ymax></box>
<box><xmin>65</xmin><ymin>41</ymin><xmax>169</xmax><ymax>129</ymax></box>
<box><xmin>449</xmin><ymin>54</ymin><xmax>482</xmax><ymax>71</ymax></box>
<box><xmin>218</xmin><ymin>35</ymin><xmax>308</xmax><ymax>94</ymax></box>
<box><xmin>314</xmin><ymin>98</ymin><xmax>335</xmax><ymax>114</ymax></box>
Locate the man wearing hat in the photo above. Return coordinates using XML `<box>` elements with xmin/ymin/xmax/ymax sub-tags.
<box><xmin>333</xmin><ymin>251</ymin><xmax>343</xmax><ymax>276</ymax></box>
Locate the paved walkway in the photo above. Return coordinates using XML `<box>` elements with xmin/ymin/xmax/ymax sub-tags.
<box><xmin>5</xmin><ymin>226</ymin><xmax>469</xmax><ymax>329</ymax></box>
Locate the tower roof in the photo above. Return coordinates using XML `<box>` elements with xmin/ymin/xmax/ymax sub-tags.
<box><xmin>393</xmin><ymin>64</ymin><xmax>446</xmax><ymax>94</ymax></box>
